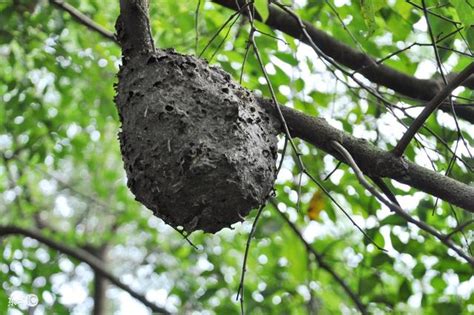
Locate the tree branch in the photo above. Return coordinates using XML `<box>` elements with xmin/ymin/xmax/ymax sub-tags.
<box><xmin>330</xmin><ymin>141</ymin><xmax>474</xmax><ymax>266</ymax></box>
<box><xmin>49</xmin><ymin>0</ymin><xmax>474</xmax><ymax>123</ymax></box>
<box><xmin>447</xmin><ymin>73</ymin><xmax>474</xmax><ymax>89</ymax></box>
<box><xmin>51</xmin><ymin>0</ymin><xmax>474</xmax><ymax>214</ymax></box>
<box><xmin>393</xmin><ymin>62</ymin><xmax>474</xmax><ymax>156</ymax></box>
<box><xmin>444</xmin><ymin>219</ymin><xmax>474</xmax><ymax>241</ymax></box>
<box><xmin>116</xmin><ymin>0</ymin><xmax>155</xmax><ymax>58</ymax></box>
<box><xmin>212</xmin><ymin>0</ymin><xmax>474</xmax><ymax>123</ymax></box>
<box><xmin>49</xmin><ymin>0</ymin><xmax>117</xmax><ymax>43</ymax></box>
<box><xmin>259</xmin><ymin>98</ymin><xmax>474</xmax><ymax>212</ymax></box>
<box><xmin>270</xmin><ymin>201</ymin><xmax>368</xmax><ymax>314</ymax></box>
<box><xmin>0</xmin><ymin>225</ymin><xmax>170</xmax><ymax>314</ymax></box>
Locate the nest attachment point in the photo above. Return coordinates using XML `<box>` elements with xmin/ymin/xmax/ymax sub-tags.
<box><xmin>115</xmin><ymin>49</ymin><xmax>279</xmax><ymax>233</ymax></box>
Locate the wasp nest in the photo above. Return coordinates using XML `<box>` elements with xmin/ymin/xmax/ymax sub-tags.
<box><xmin>115</xmin><ymin>49</ymin><xmax>279</xmax><ymax>233</ymax></box>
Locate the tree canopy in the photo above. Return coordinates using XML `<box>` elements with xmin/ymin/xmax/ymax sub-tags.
<box><xmin>1</xmin><ymin>0</ymin><xmax>473</xmax><ymax>314</ymax></box>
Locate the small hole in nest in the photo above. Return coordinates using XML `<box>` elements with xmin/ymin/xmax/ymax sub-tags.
<box><xmin>221</xmin><ymin>87</ymin><xmax>229</xmax><ymax>93</ymax></box>
<box><xmin>147</xmin><ymin>56</ymin><xmax>157</xmax><ymax>64</ymax></box>
<box><xmin>250</xmin><ymin>107</ymin><xmax>256</xmax><ymax>112</ymax></box>
<box><xmin>246</xmin><ymin>118</ymin><xmax>253</xmax><ymax>123</ymax></box>
<box><xmin>262</xmin><ymin>150</ymin><xmax>270</xmax><ymax>157</ymax></box>
<box><xmin>165</xmin><ymin>105</ymin><xmax>174</xmax><ymax>111</ymax></box>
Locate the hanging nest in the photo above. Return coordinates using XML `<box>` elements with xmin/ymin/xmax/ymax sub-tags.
<box><xmin>115</xmin><ymin>49</ymin><xmax>280</xmax><ymax>233</ymax></box>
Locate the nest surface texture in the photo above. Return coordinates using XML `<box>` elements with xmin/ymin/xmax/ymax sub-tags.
<box><xmin>115</xmin><ymin>49</ymin><xmax>279</xmax><ymax>233</ymax></box>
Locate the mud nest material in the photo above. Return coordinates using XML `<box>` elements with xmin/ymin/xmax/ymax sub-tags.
<box><xmin>115</xmin><ymin>49</ymin><xmax>280</xmax><ymax>233</ymax></box>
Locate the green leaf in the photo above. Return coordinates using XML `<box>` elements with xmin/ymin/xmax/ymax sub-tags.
<box><xmin>431</xmin><ymin>277</ymin><xmax>447</xmax><ymax>291</ymax></box>
<box><xmin>360</xmin><ymin>0</ymin><xmax>376</xmax><ymax>35</ymax></box>
<box><xmin>254</xmin><ymin>0</ymin><xmax>270</xmax><ymax>22</ymax></box>
<box><xmin>398</xmin><ymin>279</ymin><xmax>412</xmax><ymax>301</ymax></box>
<box><xmin>452</xmin><ymin>0</ymin><xmax>474</xmax><ymax>29</ymax></box>
<box><xmin>359</xmin><ymin>274</ymin><xmax>379</xmax><ymax>295</ymax></box>
<box><xmin>359</xmin><ymin>0</ymin><xmax>385</xmax><ymax>35</ymax></box>
<box><xmin>372</xmin><ymin>253</ymin><xmax>392</xmax><ymax>267</ymax></box>
<box><xmin>380</xmin><ymin>215</ymin><xmax>407</xmax><ymax>226</ymax></box>
<box><xmin>274</xmin><ymin>52</ymin><xmax>298</xmax><ymax>66</ymax></box>
<box><xmin>433</xmin><ymin>302</ymin><xmax>462</xmax><ymax>315</ymax></box>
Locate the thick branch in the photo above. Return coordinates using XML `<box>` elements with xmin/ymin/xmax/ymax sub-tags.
<box><xmin>0</xmin><ymin>225</ymin><xmax>169</xmax><ymax>314</ymax></box>
<box><xmin>447</xmin><ymin>73</ymin><xmax>474</xmax><ymax>89</ymax></box>
<box><xmin>393</xmin><ymin>62</ymin><xmax>474</xmax><ymax>156</ymax></box>
<box><xmin>54</xmin><ymin>0</ymin><xmax>474</xmax><ymax>212</ymax></box>
<box><xmin>212</xmin><ymin>0</ymin><xmax>474</xmax><ymax>123</ymax></box>
<box><xmin>116</xmin><ymin>0</ymin><xmax>154</xmax><ymax>58</ymax></box>
<box><xmin>50</xmin><ymin>0</ymin><xmax>474</xmax><ymax>123</ymax></box>
<box><xmin>259</xmin><ymin>98</ymin><xmax>474</xmax><ymax>212</ymax></box>
<box><xmin>82</xmin><ymin>244</ymin><xmax>109</xmax><ymax>315</ymax></box>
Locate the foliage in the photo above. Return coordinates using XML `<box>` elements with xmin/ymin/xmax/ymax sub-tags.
<box><xmin>0</xmin><ymin>0</ymin><xmax>473</xmax><ymax>314</ymax></box>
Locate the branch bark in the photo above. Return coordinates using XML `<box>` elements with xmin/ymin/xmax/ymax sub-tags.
<box><xmin>211</xmin><ymin>0</ymin><xmax>474</xmax><ymax>123</ymax></box>
<box><xmin>82</xmin><ymin>244</ymin><xmax>109</xmax><ymax>315</ymax></box>
<box><xmin>0</xmin><ymin>225</ymin><xmax>169</xmax><ymax>314</ymax></box>
<box><xmin>116</xmin><ymin>0</ymin><xmax>154</xmax><ymax>58</ymax></box>
<box><xmin>54</xmin><ymin>0</ymin><xmax>474</xmax><ymax>212</ymax></box>
<box><xmin>259</xmin><ymin>98</ymin><xmax>474</xmax><ymax>212</ymax></box>
<box><xmin>51</xmin><ymin>0</ymin><xmax>474</xmax><ymax>212</ymax></box>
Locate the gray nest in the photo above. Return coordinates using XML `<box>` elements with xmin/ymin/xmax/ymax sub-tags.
<box><xmin>115</xmin><ymin>49</ymin><xmax>279</xmax><ymax>233</ymax></box>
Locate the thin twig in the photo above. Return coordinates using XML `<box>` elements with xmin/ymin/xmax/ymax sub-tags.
<box><xmin>239</xmin><ymin>31</ymin><xmax>252</xmax><ymax>84</ymax></box>
<box><xmin>353</xmin><ymin>27</ymin><xmax>465</xmax><ymax>74</ymax></box>
<box><xmin>271</xmin><ymin>202</ymin><xmax>368</xmax><ymax>315</ymax></box>
<box><xmin>303</xmin><ymin>169</ymin><xmax>385</xmax><ymax>251</ymax></box>
<box><xmin>236</xmin><ymin>204</ymin><xmax>265</xmax><ymax>315</ymax></box>
<box><xmin>195</xmin><ymin>0</ymin><xmax>201</xmax><ymax>54</ymax></box>
<box><xmin>276</xmin><ymin>135</ymin><xmax>289</xmax><ymax>175</ymax></box>
<box><xmin>392</xmin><ymin>62</ymin><xmax>474</xmax><ymax>156</ymax></box>
<box><xmin>420</xmin><ymin>0</ymin><xmax>472</xmax><ymax>164</ymax></box>
<box><xmin>10</xmin><ymin>157</ymin><xmax>196</xmax><ymax>249</ymax></box>
<box><xmin>331</xmin><ymin>141</ymin><xmax>474</xmax><ymax>266</ymax></box>
<box><xmin>406</xmin><ymin>0</ymin><xmax>462</xmax><ymax>25</ymax></box>
<box><xmin>199</xmin><ymin>3</ymin><xmax>250</xmax><ymax>57</ymax></box>
<box><xmin>273</xmin><ymin>2</ymin><xmax>399</xmax><ymax>121</ymax></box>
<box><xmin>444</xmin><ymin>219</ymin><xmax>474</xmax><ymax>241</ymax></box>
<box><xmin>422</xmin><ymin>0</ymin><xmax>448</xmax><ymax>86</ymax></box>
<box><xmin>323</xmin><ymin>161</ymin><xmax>342</xmax><ymax>181</ymax></box>
<box><xmin>244</xmin><ymin>1</ymin><xmax>382</xmax><ymax>249</ymax></box>
<box><xmin>213</xmin><ymin>0</ymin><xmax>474</xmax><ymax>123</ymax></box>
<box><xmin>322</xmin><ymin>0</ymin><xmax>365</xmax><ymax>52</ymax></box>
<box><xmin>49</xmin><ymin>0</ymin><xmax>117</xmax><ymax>43</ymax></box>
<box><xmin>209</xmin><ymin>12</ymin><xmax>241</xmax><ymax>62</ymax></box>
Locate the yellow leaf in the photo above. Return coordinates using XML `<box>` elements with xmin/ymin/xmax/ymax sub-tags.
<box><xmin>307</xmin><ymin>190</ymin><xmax>325</xmax><ymax>221</ymax></box>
